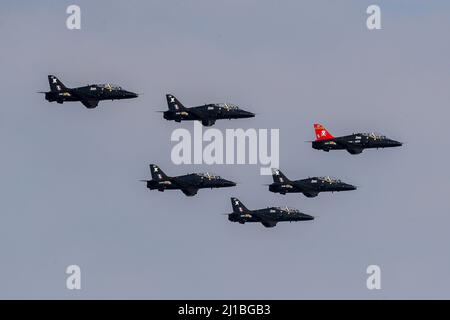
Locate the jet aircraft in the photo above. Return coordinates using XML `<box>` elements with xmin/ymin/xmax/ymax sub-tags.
<box><xmin>268</xmin><ymin>168</ymin><xmax>356</xmax><ymax>198</ymax></box>
<box><xmin>162</xmin><ymin>94</ymin><xmax>255</xmax><ymax>126</ymax></box>
<box><xmin>41</xmin><ymin>75</ymin><xmax>138</xmax><ymax>109</ymax></box>
<box><xmin>312</xmin><ymin>123</ymin><xmax>402</xmax><ymax>154</ymax></box>
<box><xmin>227</xmin><ymin>198</ymin><xmax>314</xmax><ymax>228</ymax></box>
<box><xmin>142</xmin><ymin>164</ymin><xmax>236</xmax><ymax>197</ymax></box>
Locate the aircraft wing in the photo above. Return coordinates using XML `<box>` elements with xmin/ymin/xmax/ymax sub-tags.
<box><xmin>261</xmin><ymin>220</ymin><xmax>278</xmax><ymax>228</ymax></box>
<box><xmin>346</xmin><ymin>147</ymin><xmax>363</xmax><ymax>155</ymax></box>
<box><xmin>186</xmin><ymin>107</ymin><xmax>208</xmax><ymax>121</ymax></box>
<box><xmin>67</xmin><ymin>90</ymin><xmax>99</xmax><ymax>109</ymax></box>
<box><xmin>302</xmin><ymin>190</ymin><xmax>319</xmax><ymax>197</ymax></box>
<box><xmin>293</xmin><ymin>181</ymin><xmax>309</xmax><ymax>191</ymax></box>
<box><xmin>251</xmin><ymin>212</ymin><xmax>278</xmax><ymax>228</ymax></box>
<box><xmin>334</xmin><ymin>140</ymin><xmax>363</xmax><ymax>154</ymax></box>
<box><xmin>341</xmin><ymin>144</ymin><xmax>363</xmax><ymax>154</ymax></box>
<box><xmin>171</xmin><ymin>177</ymin><xmax>199</xmax><ymax>197</ymax></box>
<box><xmin>289</xmin><ymin>182</ymin><xmax>316</xmax><ymax>197</ymax></box>
<box><xmin>81</xmin><ymin>100</ymin><xmax>99</xmax><ymax>109</ymax></box>
<box><xmin>180</xmin><ymin>188</ymin><xmax>199</xmax><ymax>197</ymax></box>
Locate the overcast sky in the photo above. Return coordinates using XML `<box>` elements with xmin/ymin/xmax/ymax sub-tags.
<box><xmin>1</xmin><ymin>0</ymin><xmax>450</xmax><ymax>299</ymax></box>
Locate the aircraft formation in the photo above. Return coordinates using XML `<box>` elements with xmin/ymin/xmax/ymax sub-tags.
<box><xmin>41</xmin><ymin>75</ymin><xmax>403</xmax><ymax>228</ymax></box>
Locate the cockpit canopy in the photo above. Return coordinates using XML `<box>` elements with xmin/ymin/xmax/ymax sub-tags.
<box><xmin>362</xmin><ymin>132</ymin><xmax>386</xmax><ymax>140</ymax></box>
<box><xmin>198</xmin><ymin>172</ymin><xmax>221</xmax><ymax>179</ymax></box>
<box><xmin>318</xmin><ymin>176</ymin><xmax>341</xmax><ymax>183</ymax></box>
<box><xmin>98</xmin><ymin>83</ymin><xmax>123</xmax><ymax>91</ymax></box>
<box><xmin>274</xmin><ymin>206</ymin><xmax>300</xmax><ymax>214</ymax></box>
<box><xmin>215</xmin><ymin>103</ymin><xmax>239</xmax><ymax>110</ymax></box>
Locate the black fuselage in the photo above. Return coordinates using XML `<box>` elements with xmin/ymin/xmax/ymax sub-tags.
<box><xmin>228</xmin><ymin>207</ymin><xmax>314</xmax><ymax>227</ymax></box>
<box><xmin>269</xmin><ymin>177</ymin><xmax>356</xmax><ymax>197</ymax></box>
<box><xmin>163</xmin><ymin>104</ymin><xmax>255</xmax><ymax>127</ymax></box>
<box><xmin>147</xmin><ymin>173</ymin><xmax>236</xmax><ymax>196</ymax></box>
<box><xmin>148</xmin><ymin>173</ymin><xmax>235</xmax><ymax>190</ymax></box>
<box><xmin>312</xmin><ymin>133</ymin><xmax>402</xmax><ymax>154</ymax></box>
<box><xmin>45</xmin><ymin>85</ymin><xmax>138</xmax><ymax>108</ymax></box>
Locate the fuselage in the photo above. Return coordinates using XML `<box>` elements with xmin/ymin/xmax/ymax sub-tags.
<box><xmin>269</xmin><ymin>177</ymin><xmax>356</xmax><ymax>197</ymax></box>
<box><xmin>228</xmin><ymin>207</ymin><xmax>314</xmax><ymax>226</ymax></box>
<box><xmin>312</xmin><ymin>133</ymin><xmax>402</xmax><ymax>154</ymax></box>
<box><xmin>163</xmin><ymin>104</ymin><xmax>254</xmax><ymax>124</ymax></box>
<box><xmin>147</xmin><ymin>173</ymin><xmax>236</xmax><ymax>191</ymax></box>
<box><xmin>45</xmin><ymin>84</ymin><xmax>138</xmax><ymax>104</ymax></box>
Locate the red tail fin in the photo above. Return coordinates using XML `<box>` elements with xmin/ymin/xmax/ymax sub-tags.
<box><xmin>314</xmin><ymin>123</ymin><xmax>334</xmax><ymax>141</ymax></box>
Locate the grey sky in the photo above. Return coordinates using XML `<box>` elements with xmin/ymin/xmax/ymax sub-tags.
<box><xmin>1</xmin><ymin>0</ymin><xmax>450</xmax><ymax>299</ymax></box>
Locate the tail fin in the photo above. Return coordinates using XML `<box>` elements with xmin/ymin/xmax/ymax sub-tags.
<box><xmin>314</xmin><ymin>123</ymin><xmax>334</xmax><ymax>141</ymax></box>
<box><xmin>166</xmin><ymin>94</ymin><xmax>186</xmax><ymax>111</ymax></box>
<box><xmin>150</xmin><ymin>164</ymin><xmax>169</xmax><ymax>181</ymax></box>
<box><xmin>48</xmin><ymin>75</ymin><xmax>67</xmax><ymax>92</ymax></box>
<box><xmin>231</xmin><ymin>198</ymin><xmax>250</xmax><ymax>214</ymax></box>
<box><xmin>271</xmin><ymin>168</ymin><xmax>290</xmax><ymax>184</ymax></box>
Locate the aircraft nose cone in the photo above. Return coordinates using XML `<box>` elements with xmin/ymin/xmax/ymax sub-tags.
<box><xmin>302</xmin><ymin>214</ymin><xmax>315</xmax><ymax>221</ymax></box>
<box><xmin>236</xmin><ymin>109</ymin><xmax>255</xmax><ymax>118</ymax></box>
<box><xmin>123</xmin><ymin>91</ymin><xmax>138</xmax><ymax>98</ymax></box>
<box><xmin>128</xmin><ymin>92</ymin><xmax>139</xmax><ymax>98</ymax></box>
<box><xmin>243</xmin><ymin>110</ymin><xmax>255</xmax><ymax>118</ymax></box>
<box><xmin>223</xmin><ymin>180</ymin><xmax>237</xmax><ymax>187</ymax></box>
<box><xmin>346</xmin><ymin>184</ymin><xmax>357</xmax><ymax>191</ymax></box>
<box><xmin>391</xmin><ymin>140</ymin><xmax>403</xmax><ymax>147</ymax></box>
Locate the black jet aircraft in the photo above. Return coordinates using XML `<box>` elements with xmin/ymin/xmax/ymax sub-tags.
<box><xmin>41</xmin><ymin>75</ymin><xmax>138</xmax><ymax>109</ymax></box>
<box><xmin>162</xmin><ymin>94</ymin><xmax>255</xmax><ymax>126</ymax></box>
<box><xmin>312</xmin><ymin>123</ymin><xmax>403</xmax><ymax>155</ymax></box>
<box><xmin>227</xmin><ymin>198</ymin><xmax>314</xmax><ymax>228</ymax></box>
<box><xmin>142</xmin><ymin>164</ymin><xmax>236</xmax><ymax>197</ymax></box>
<box><xmin>268</xmin><ymin>168</ymin><xmax>356</xmax><ymax>198</ymax></box>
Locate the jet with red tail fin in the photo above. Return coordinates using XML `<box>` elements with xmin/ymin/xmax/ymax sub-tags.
<box><xmin>311</xmin><ymin>124</ymin><xmax>402</xmax><ymax>155</ymax></box>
